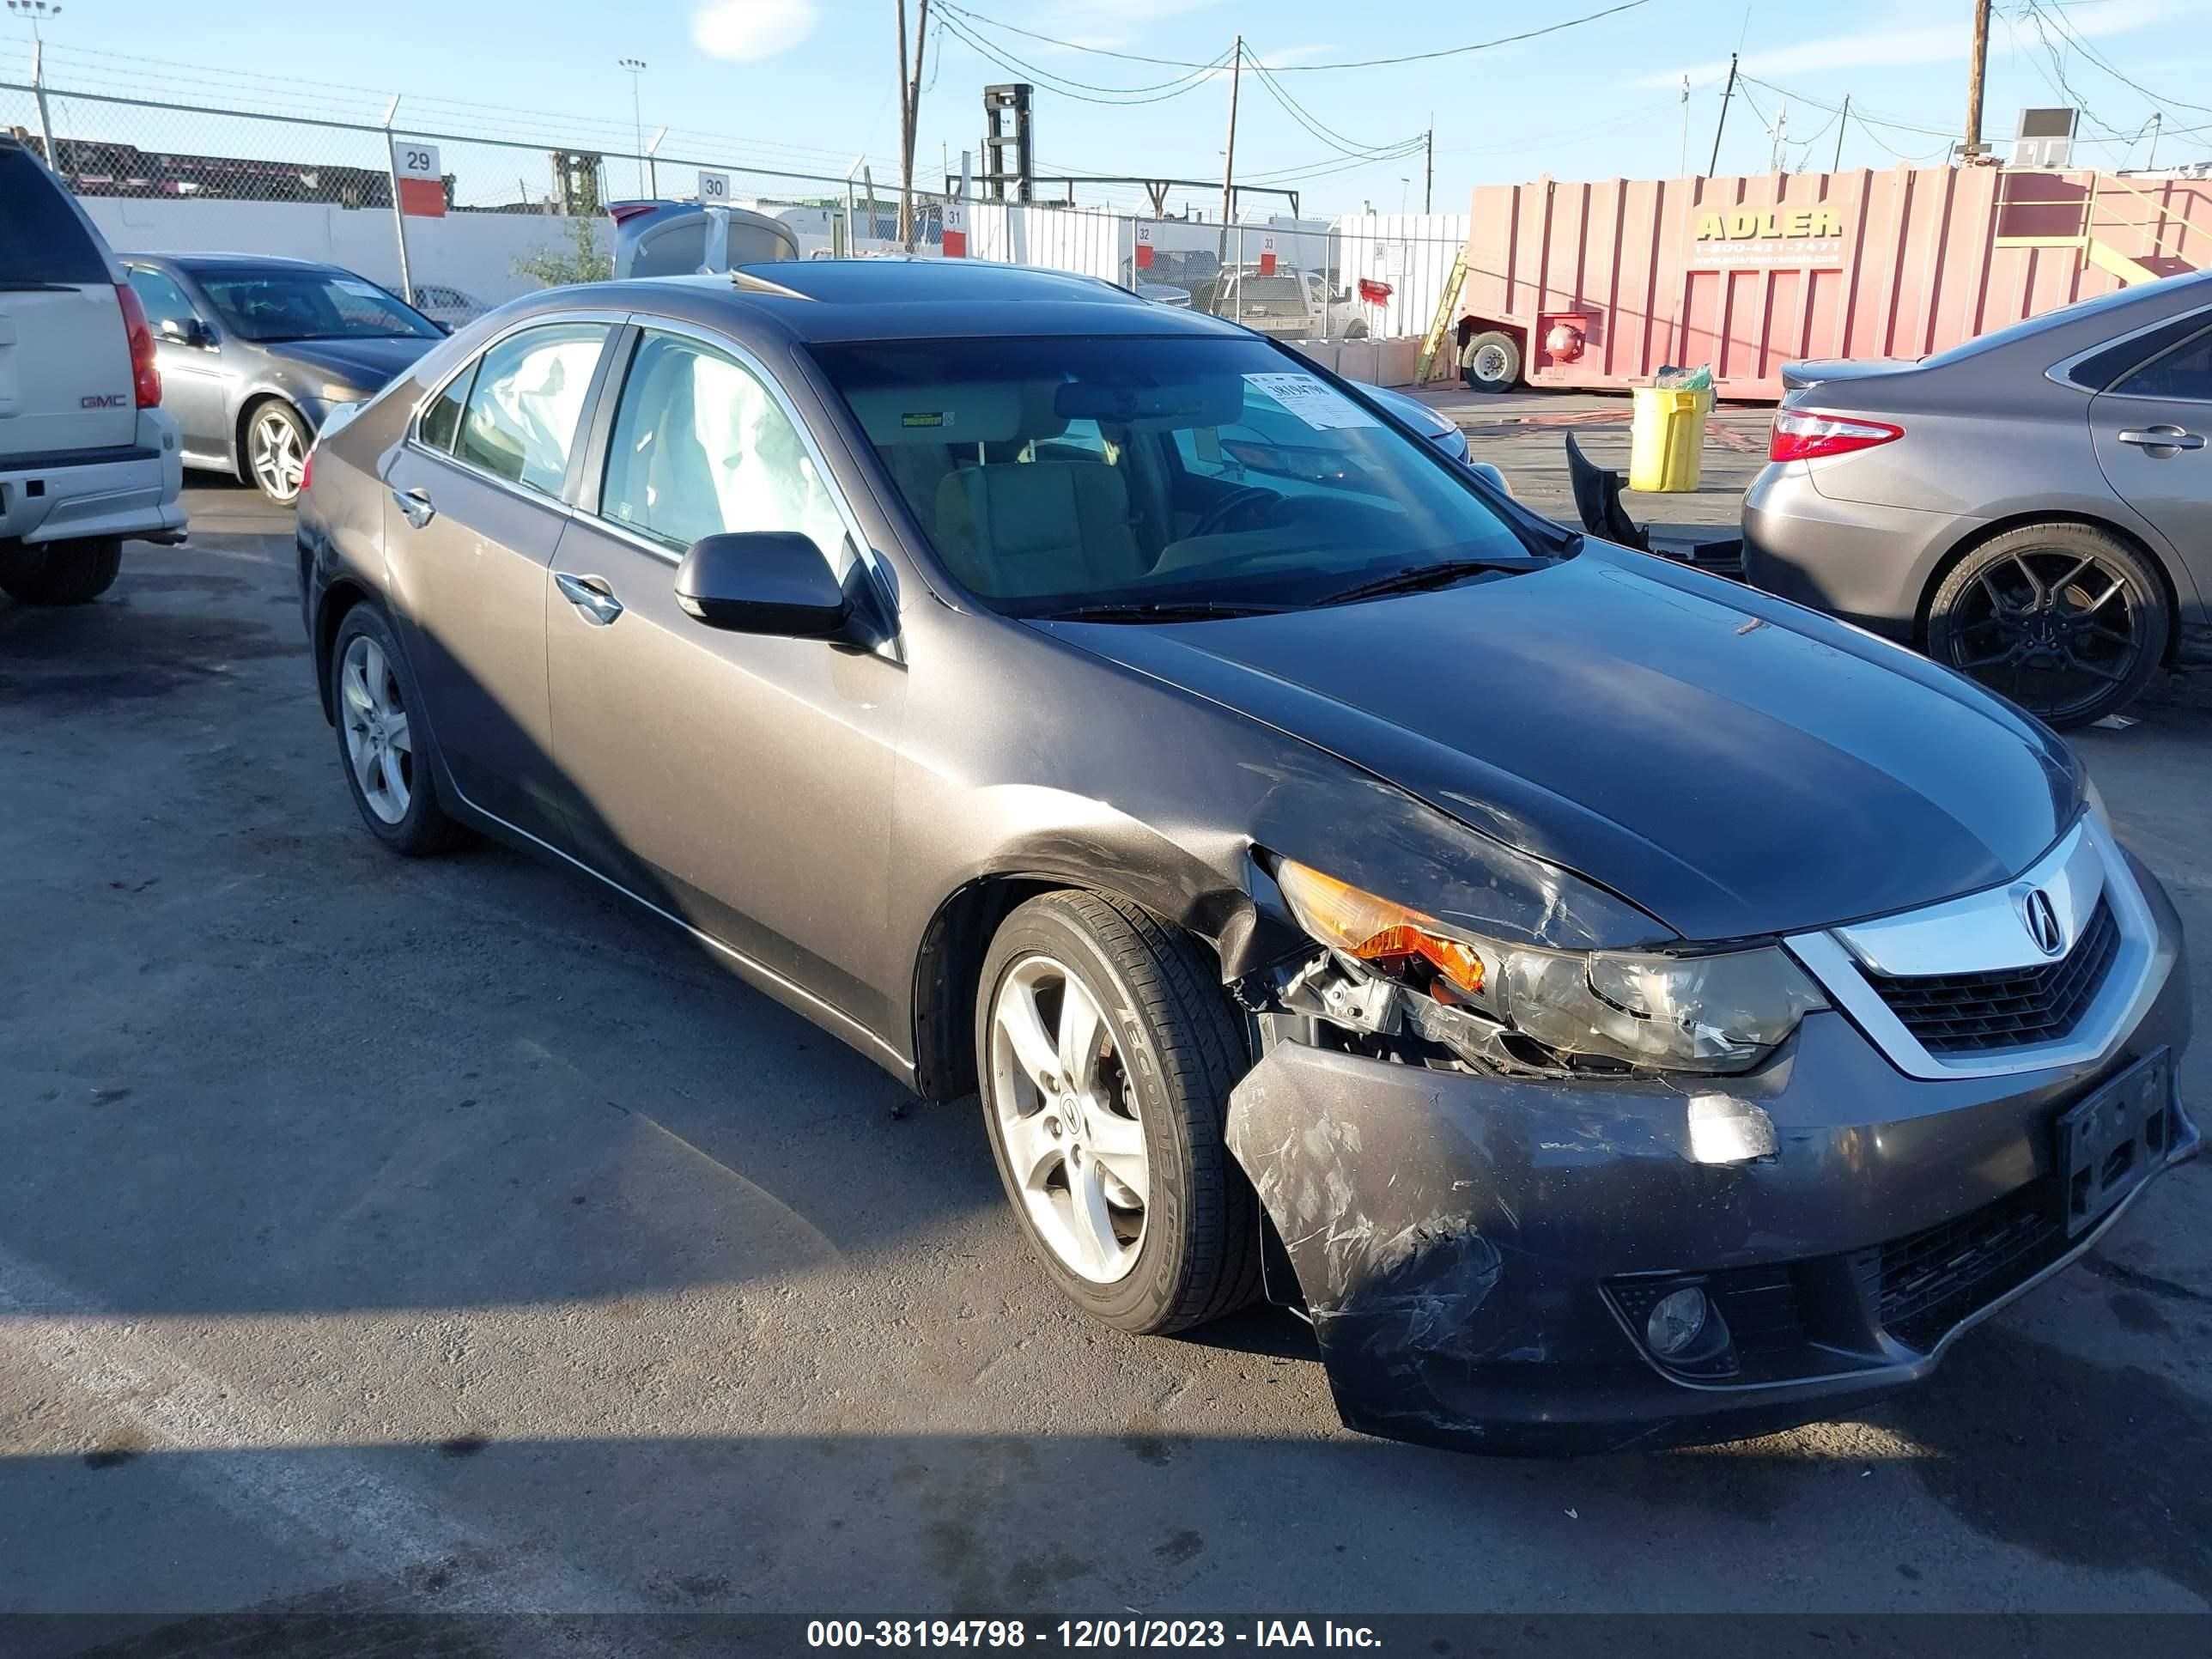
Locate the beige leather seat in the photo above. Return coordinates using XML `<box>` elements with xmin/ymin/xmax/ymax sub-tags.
<box><xmin>933</xmin><ymin>460</ymin><xmax>1145</xmax><ymax>599</ymax></box>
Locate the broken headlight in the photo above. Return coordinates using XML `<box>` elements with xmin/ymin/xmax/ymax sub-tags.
<box><xmin>1273</xmin><ymin>857</ymin><xmax>1826</xmax><ymax>1074</ymax></box>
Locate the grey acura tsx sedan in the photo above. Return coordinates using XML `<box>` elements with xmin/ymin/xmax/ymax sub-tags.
<box><xmin>295</xmin><ymin>261</ymin><xmax>2195</xmax><ymax>1454</ymax></box>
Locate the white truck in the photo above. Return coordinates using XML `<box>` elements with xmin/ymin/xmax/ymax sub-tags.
<box><xmin>1</xmin><ymin>134</ymin><xmax>185</xmax><ymax>605</ymax></box>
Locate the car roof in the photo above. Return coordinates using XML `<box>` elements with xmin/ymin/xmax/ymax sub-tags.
<box><xmin>132</xmin><ymin>252</ymin><xmax>351</xmax><ymax>274</ymax></box>
<box><xmin>522</xmin><ymin>260</ymin><xmax>1253</xmax><ymax>345</ymax></box>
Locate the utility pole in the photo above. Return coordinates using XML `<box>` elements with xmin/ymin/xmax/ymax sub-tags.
<box><xmin>1770</xmin><ymin>100</ymin><xmax>1788</xmax><ymax>175</ymax></box>
<box><xmin>1424</xmin><ymin>121</ymin><xmax>1433</xmax><ymax>213</ymax></box>
<box><xmin>1707</xmin><ymin>52</ymin><xmax>1738</xmax><ymax>176</ymax></box>
<box><xmin>2146</xmin><ymin>111</ymin><xmax>2162</xmax><ymax>168</ymax></box>
<box><xmin>1679</xmin><ymin>75</ymin><xmax>1690</xmax><ymax>176</ymax></box>
<box><xmin>1835</xmin><ymin>94</ymin><xmax>1850</xmax><ymax>170</ymax></box>
<box><xmin>1218</xmin><ymin>35</ymin><xmax>1243</xmax><ymax>258</ymax></box>
<box><xmin>1963</xmin><ymin>0</ymin><xmax>1991</xmax><ymax>161</ymax></box>
<box><xmin>896</xmin><ymin>0</ymin><xmax>932</xmax><ymax>248</ymax></box>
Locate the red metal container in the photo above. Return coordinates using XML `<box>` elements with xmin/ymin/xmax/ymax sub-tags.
<box><xmin>1451</xmin><ymin>165</ymin><xmax>2212</xmax><ymax>398</ymax></box>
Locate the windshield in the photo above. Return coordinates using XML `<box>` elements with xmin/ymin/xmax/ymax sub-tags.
<box><xmin>811</xmin><ymin>335</ymin><xmax>1554</xmax><ymax>618</ymax></box>
<box><xmin>196</xmin><ymin>269</ymin><xmax>441</xmax><ymax>343</ymax></box>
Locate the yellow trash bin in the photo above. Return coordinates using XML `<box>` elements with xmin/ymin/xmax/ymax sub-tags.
<box><xmin>1628</xmin><ymin>386</ymin><xmax>1712</xmax><ymax>493</ymax></box>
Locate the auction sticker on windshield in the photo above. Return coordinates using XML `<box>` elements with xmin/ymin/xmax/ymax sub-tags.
<box><xmin>1243</xmin><ymin>372</ymin><xmax>1380</xmax><ymax>431</ymax></box>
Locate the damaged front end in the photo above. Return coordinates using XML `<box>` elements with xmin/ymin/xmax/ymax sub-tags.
<box><xmin>1219</xmin><ymin>838</ymin><xmax>2198</xmax><ymax>1455</ymax></box>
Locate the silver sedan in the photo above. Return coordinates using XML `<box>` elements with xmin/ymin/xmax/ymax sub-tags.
<box><xmin>1742</xmin><ymin>269</ymin><xmax>2212</xmax><ymax>727</ymax></box>
<box><xmin>120</xmin><ymin>253</ymin><xmax>446</xmax><ymax>505</ymax></box>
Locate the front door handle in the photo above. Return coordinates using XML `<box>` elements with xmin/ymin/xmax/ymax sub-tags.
<box><xmin>2117</xmin><ymin>425</ymin><xmax>2205</xmax><ymax>452</ymax></box>
<box><xmin>392</xmin><ymin>486</ymin><xmax>436</xmax><ymax>527</ymax></box>
<box><xmin>555</xmin><ymin>571</ymin><xmax>624</xmax><ymax>626</ymax></box>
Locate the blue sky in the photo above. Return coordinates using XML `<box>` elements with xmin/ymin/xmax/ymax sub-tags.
<box><xmin>8</xmin><ymin>0</ymin><xmax>2211</xmax><ymax>215</ymax></box>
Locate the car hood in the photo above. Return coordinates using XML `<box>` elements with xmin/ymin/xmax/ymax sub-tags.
<box><xmin>261</xmin><ymin>336</ymin><xmax>439</xmax><ymax>391</ymax></box>
<box><xmin>1040</xmin><ymin>544</ymin><xmax>2079</xmax><ymax>941</ymax></box>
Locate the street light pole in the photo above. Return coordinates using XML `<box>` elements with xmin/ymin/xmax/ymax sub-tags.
<box><xmin>618</xmin><ymin>58</ymin><xmax>647</xmax><ymax>198</ymax></box>
<box><xmin>8</xmin><ymin>1</ymin><xmax>66</xmax><ymax>174</ymax></box>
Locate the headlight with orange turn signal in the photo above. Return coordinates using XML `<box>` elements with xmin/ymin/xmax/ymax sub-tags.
<box><xmin>1273</xmin><ymin>857</ymin><xmax>1826</xmax><ymax>1074</ymax></box>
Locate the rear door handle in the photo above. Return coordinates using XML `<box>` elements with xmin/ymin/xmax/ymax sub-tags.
<box><xmin>2117</xmin><ymin>425</ymin><xmax>2205</xmax><ymax>451</ymax></box>
<box><xmin>392</xmin><ymin>487</ymin><xmax>436</xmax><ymax>527</ymax></box>
<box><xmin>555</xmin><ymin>571</ymin><xmax>624</xmax><ymax>626</ymax></box>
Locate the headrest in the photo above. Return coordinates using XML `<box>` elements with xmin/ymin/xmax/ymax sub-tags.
<box><xmin>939</xmin><ymin>460</ymin><xmax>1128</xmax><ymax>561</ymax></box>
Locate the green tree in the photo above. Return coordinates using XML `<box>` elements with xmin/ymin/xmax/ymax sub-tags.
<box><xmin>514</xmin><ymin>216</ymin><xmax>611</xmax><ymax>288</ymax></box>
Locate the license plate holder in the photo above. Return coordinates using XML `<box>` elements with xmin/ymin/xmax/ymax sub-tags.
<box><xmin>2055</xmin><ymin>1048</ymin><xmax>2172</xmax><ymax>1237</ymax></box>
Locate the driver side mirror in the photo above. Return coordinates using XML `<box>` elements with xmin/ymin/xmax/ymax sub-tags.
<box><xmin>160</xmin><ymin>317</ymin><xmax>216</xmax><ymax>349</ymax></box>
<box><xmin>675</xmin><ymin>531</ymin><xmax>875</xmax><ymax>643</ymax></box>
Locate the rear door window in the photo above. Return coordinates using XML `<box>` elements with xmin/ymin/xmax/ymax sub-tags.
<box><xmin>2111</xmin><ymin>326</ymin><xmax>2212</xmax><ymax>402</ymax></box>
<box><xmin>453</xmin><ymin>322</ymin><xmax>611</xmax><ymax>495</ymax></box>
<box><xmin>2063</xmin><ymin>309</ymin><xmax>2212</xmax><ymax>391</ymax></box>
<box><xmin>0</xmin><ymin>145</ymin><xmax>110</xmax><ymax>285</ymax></box>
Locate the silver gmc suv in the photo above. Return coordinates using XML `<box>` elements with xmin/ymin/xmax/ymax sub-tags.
<box><xmin>1</xmin><ymin>135</ymin><xmax>185</xmax><ymax>605</ymax></box>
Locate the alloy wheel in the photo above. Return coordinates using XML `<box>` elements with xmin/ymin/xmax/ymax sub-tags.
<box><xmin>1947</xmin><ymin>547</ymin><xmax>2145</xmax><ymax>722</ymax></box>
<box><xmin>339</xmin><ymin>634</ymin><xmax>413</xmax><ymax>825</ymax></box>
<box><xmin>251</xmin><ymin>409</ymin><xmax>306</xmax><ymax>502</ymax></box>
<box><xmin>988</xmin><ymin>955</ymin><xmax>1150</xmax><ymax>1284</ymax></box>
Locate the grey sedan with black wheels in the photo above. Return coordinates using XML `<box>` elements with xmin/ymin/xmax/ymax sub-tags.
<box><xmin>297</xmin><ymin>260</ymin><xmax>2193</xmax><ymax>1455</ymax></box>
<box><xmin>121</xmin><ymin>253</ymin><xmax>445</xmax><ymax>506</ymax></box>
<box><xmin>1742</xmin><ymin>268</ymin><xmax>2212</xmax><ymax>727</ymax></box>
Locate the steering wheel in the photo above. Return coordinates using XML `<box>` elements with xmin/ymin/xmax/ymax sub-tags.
<box><xmin>1188</xmin><ymin>485</ymin><xmax>1279</xmax><ymax>539</ymax></box>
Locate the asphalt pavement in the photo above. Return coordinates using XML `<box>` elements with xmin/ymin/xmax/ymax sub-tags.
<box><xmin>2</xmin><ymin>466</ymin><xmax>2208</xmax><ymax>1642</ymax></box>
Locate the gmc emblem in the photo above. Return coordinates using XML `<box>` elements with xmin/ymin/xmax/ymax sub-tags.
<box><xmin>81</xmin><ymin>393</ymin><xmax>128</xmax><ymax>409</ymax></box>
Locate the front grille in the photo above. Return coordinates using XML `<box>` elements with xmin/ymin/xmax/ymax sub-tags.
<box><xmin>1865</xmin><ymin>896</ymin><xmax>2120</xmax><ymax>1054</ymax></box>
<box><xmin>1869</xmin><ymin>1182</ymin><xmax>2064</xmax><ymax>1352</ymax></box>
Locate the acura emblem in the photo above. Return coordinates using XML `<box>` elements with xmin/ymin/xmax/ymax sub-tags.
<box><xmin>2023</xmin><ymin>888</ymin><xmax>2066</xmax><ymax>957</ymax></box>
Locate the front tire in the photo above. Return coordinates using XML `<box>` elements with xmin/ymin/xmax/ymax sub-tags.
<box><xmin>244</xmin><ymin>399</ymin><xmax>311</xmax><ymax>506</ymax></box>
<box><xmin>1460</xmin><ymin>329</ymin><xmax>1522</xmax><ymax>392</ymax></box>
<box><xmin>1927</xmin><ymin>523</ymin><xmax>2168</xmax><ymax>728</ymax></box>
<box><xmin>329</xmin><ymin>605</ymin><xmax>465</xmax><ymax>855</ymax></box>
<box><xmin>0</xmin><ymin>537</ymin><xmax>122</xmax><ymax>605</ymax></box>
<box><xmin>976</xmin><ymin>891</ymin><xmax>1261</xmax><ymax>1335</ymax></box>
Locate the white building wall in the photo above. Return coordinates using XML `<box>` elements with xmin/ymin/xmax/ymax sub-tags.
<box><xmin>79</xmin><ymin>198</ymin><xmax>603</xmax><ymax>307</ymax></box>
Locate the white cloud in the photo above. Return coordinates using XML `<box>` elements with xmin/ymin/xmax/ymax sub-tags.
<box><xmin>692</xmin><ymin>0</ymin><xmax>817</xmax><ymax>64</ymax></box>
<box><xmin>1637</xmin><ymin>0</ymin><xmax>2197</xmax><ymax>88</ymax></box>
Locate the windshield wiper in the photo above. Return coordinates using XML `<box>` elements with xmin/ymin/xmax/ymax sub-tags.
<box><xmin>1313</xmin><ymin>556</ymin><xmax>1548</xmax><ymax>608</ymax></box>
<box><xmin>1030</xmin><ymin>599</ymin><xmax>1290</xmax><ymax>623</ymax></box>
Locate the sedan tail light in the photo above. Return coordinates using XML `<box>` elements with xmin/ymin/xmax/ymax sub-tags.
<box><xmin>1770</xmin><ymin>409</ymin><xmax>1903</xmax><ymax>463</ymax></box>
<box><xmin>115</xmin><ymin>283</ymin><xmax>162</xmax><ymax>409</ymax></box>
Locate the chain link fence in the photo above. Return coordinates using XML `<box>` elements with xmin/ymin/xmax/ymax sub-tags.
<box><xmin>3</xmin><ymin>65</ymin><xmax>1476</xmax><ymax>380</ymax></box>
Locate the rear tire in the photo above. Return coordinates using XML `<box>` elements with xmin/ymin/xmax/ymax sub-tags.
<box><xmin>1460</xmin><ymin>330</ymin><xmax>1522</xmax><ymax>392</ymax></box>
<box><xmin>1927</xmin><ymin>523</ymin><xmax>2167</xmax><ymax>728</ymax></box>
<box><xmin>0</xmin><ymin>538</ymin><xmax>123</xmax><ymax>605</ymax></box>
<box><xmin>976</xmin><ymin>890</ymin><xmax>1261</xmax><ymax>1336</ymax></box>
<box><xmin>329</xmin><ymin>605</ymin><xmax>466</xmax><ymax>856</ymax></box>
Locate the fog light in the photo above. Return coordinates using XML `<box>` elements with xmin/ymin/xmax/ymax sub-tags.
<box><xmin>1646</xmin><ymin>1286</ymin><xmax>1710</xmax><ymax>1357</ymax></box>
<box><xmin>1688</xmin><ymin>1094</ymin><xmax>1778</xmax><ymax>1165</ymax></box>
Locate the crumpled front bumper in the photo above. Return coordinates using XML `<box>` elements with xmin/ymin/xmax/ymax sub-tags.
<box><xmin>1224</xmin><ymin>895</ymin><xmax>2196</xmax><ymax>1456</ymax></box>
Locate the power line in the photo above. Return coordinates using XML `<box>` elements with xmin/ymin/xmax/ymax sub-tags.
<box><xmin>1241</xmin><ymin>50</ymin><xmax>1425</xmax><ymax>161</ymax></box>
<box><xmin>933</xmin><ymin>12</ymin><xmax>1231</xmax><ymax>105</ymax></box>
<box><xmin>2021</xmin><ymin>0</ymin><xmax>2212</xmax><ymax>117</ymax></box>
<box><xmin>940</xmin><ymin>0</ymin><xmax>1654</xmax><ymax>76</ymax></box>
<box><xmin>1849</xmin><ymin>110</ymin><xmax>1954</xmax><ymax>162</ymax></box>
<box><xmin>1737</xmin><ymin>73</ymin><xmax>1958</xmax><ymax>140</ymax></box>
<box><xmin>934</xmin><ymin>3</ymin><xmax>1218</xmax><ymax>69</ymax></box>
